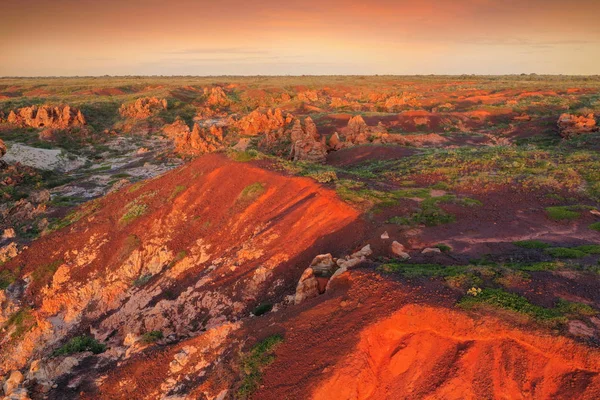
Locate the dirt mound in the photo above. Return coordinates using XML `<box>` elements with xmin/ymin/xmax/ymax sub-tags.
<box><xmin>558</xmin><ymin>113</ymin><xmax>598</xmax><ymax>138</ymax></box>
<box><xmin>0</xmin><ymin>154</ymin><xmax>362</xmax><ymax>386</ymax></box>
<box><xmin>313</xmin><ymin>304</ymin><xmax>600</xmax><ymax>399</ymax></box>
<box><xmin>119</xmin><ymin>97</ymin><xmax>167</xmax><ymax>119</ymax></box>
<box><xmin>6</xmin><ymin>105</ymin><xmax>86</xmax><ymax>129</ymax></box>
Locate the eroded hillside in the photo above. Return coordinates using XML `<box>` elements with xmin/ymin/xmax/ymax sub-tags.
<box><xmin>1</xmin><ymin>76</ymin><xmax>600</xmax><ymax>399</ymax></box>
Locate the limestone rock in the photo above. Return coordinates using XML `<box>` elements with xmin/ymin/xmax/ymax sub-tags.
<box><xmin>0</xmin><ymin>242</ymin><xmax>19</xmax><ymax>263</ymax></box>
<box><xmin>380</xmin><ymin>231</ymin><xmax>389</xmax><ymax>240</ymax></box>
<box><xmin>328</xmin><ymin>132</ymin><xmax>343</xmax><ymax>151</ymax></box>
<box><xmin>289</xmin><ymin>117</ymin><xmax>327</xmax><ymax>163</ymax></box>
<box><xmin>309</xmin><ymin>254</ymin><xmax>336</xmax><ymax>277</ymax></box>
<box><xmin>422</xmin><ymin>247</ymin><xmax>442</xmax><ymax>255</ymax></box>
<box><xmin>391</xmin><ymin>241</ymin><xmax>410</xmax><ymax>260</ymax></box>
<box><xmin>294</xmin><ymin>268</ymin><xmax>320</xmax><ymax>304</ymax></box>
<box><xmin>6</xmin><ymin>105</ymin><xmax>85</xmax><ymax>129</ymax></box>
<box><xmin>205</xmin><ymin>87</ymin><xmax>230</xmax><ymax>107</ymax></box>
<box><xmin>119</xmin><ymin>97</ymin><xmax>167</xmax><ymax>119</ymax></box>
<box><xmin>558</xmin><ymin>113</ymin><xmax>598</xmax><ymax>138</ymax></box>
<box><xmin>162</xmin><ymin>119</ymin><xmax>224</xmax><ymax>155</ymax></box>
<box><xmin>236</xmin><ymin>108</ymin><xmax>292</xmax><ymax>136</ymax></box>
<box><xmin>3</xmin><ymin>370</ymin><xmax>23</xmax><ymax>396</ymax></box>
<box><xmin>344</xmin><ymin>115</ymin><xmax>388</xmax><ymax>145</ymax></box>
<box><xmin>0</xmin><ymin>139</ymin><xmax>6</xmax><ymax>158</ymax></box>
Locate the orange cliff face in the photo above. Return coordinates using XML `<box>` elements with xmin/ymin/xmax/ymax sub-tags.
<box><xmin>312</xmin><ymin>304</ymin><xmax>600</xmax><ymax>400</ymax></box>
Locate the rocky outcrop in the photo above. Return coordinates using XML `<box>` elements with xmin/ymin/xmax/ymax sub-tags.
<box><xmin>295</xmin><ymin>245</ymin><xmax>372</xmax><ymax>304</ymax></box>
<box><xmin>6</xmin><ymin>105</ymin><xmax>85</xmax><ymax>129</ymax></box>
<box><xmin>289</xmin><ymin>117</ymin><xmax>327</xmax><ymax>163</ymax></box>
<box><xmin>119</xmin><ymin>97</ymin><xmax>167</xmax><ymax>119</ymax></box>
<box><xmin>0</xmin><ymin>139</ymin><xmax>6</xmax><ymax>158</ymax></box>
<box><xmin>297</xmin><ymin>90</ymin><xmax>319</xmax><ymax>103</ymax></box>
<box><xmin>344</xmin><ymin>115</ymin><xmax>388</xmax><ymax>145</ymax></box>
<box><xmin>558</xmin><ymin>113</ymin><xmax>598</xmax><ymax>138</ymax></box>
<box><xmin>236</xmin><ymin>108</ymin><xmax>293</xmax><ymax>136</ymax></box>
<box><xmin>205</xmin><ymin>87</ymin><xmax>230</xmax><ymax>107</ymax></box>
<box><xmin>162</xmin><ymin>118</ymin><xmax>224</xmax><ymax>155</ymax></box>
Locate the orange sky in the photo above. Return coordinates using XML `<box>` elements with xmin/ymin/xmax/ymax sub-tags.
<box><xmin>1</xmin><ymin>0</ymin><xmax>599</xmax><ymax>76</ymax></box>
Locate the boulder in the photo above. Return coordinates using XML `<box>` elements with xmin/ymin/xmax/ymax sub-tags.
<box><xmin>0</xmin><ymin>139</ymin><xmax>6</xmax><ymax>158</ymax></box>
<box><xmin>294</xmin><ymin>267</ymin><xmax>320</xmax><ymax>304</ymax></box>
<box><xmin>3</xmin><ymin>370</ymin><xmax>23</xmax><ymax>396</ymax></box>
<box><xmin>391</xmin><ymin>241</ymin><xmax>410</xmax><ymax>260</ymax></box>
<box><xmin>558</xmin><ymin>113</ymin><xmax>598</xmax><ymax>138</ymax></box>
<box><xmin>344</xmin><ymin>115</ymin><xmax>388</xmax><ymax>145</ymax></box>
<box><xmin>328</xmin><ymin>132</ymin><xmax>343</xmax><ymax>151</ymax></box>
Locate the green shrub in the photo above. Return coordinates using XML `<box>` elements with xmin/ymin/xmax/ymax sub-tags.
<box><xmin>0</xmin><ymin>270</ymin><xmax>17</xmax><ymax>290</ymax></box>
<box><xmin>589</xmin><ymin>222</ymin><xmax>600</xmax><ymax>231</ymax></box>
<box><xmin>238</xmin><ymin>335</ymin><xmax>284</xmax><ymax>398</ymax></box>
<box><xmin>556</xmin><ymin>299</ymin><xmax>597</xmax><ymax>317</ymax></box>
<box><xmin>133</xmin><ymin>274</ymin><xmax>152</xmax><ymax>287</ymax></box>
<box><xmin>5</xmin><ymin>307</ymin><xmax>35</xmax><ymax>340</ymax></box>
<box><xmin>141</xmin><ymin>330</ymin><xmax>163</xmax><ymax>344</ymax></box>
<box><xmin>546</xmin><ymin>206</ymin><xmax>581</xmax><ymax>221</ymax></box>
<box><xmin>120</xmin><ymin>201</ymin><xmax>148</xmax><ymax>224</ymax></box>
<box><xmin>434</xmin><ymin>244</ymin><xmax>453</xmax><ymax>253</ymax></box>
<box><xmin>513</xmin><ymin>240</ymin><xmax>551</xmax><ymax>249</ymax></box>
<box><xmin>252</xmin><ymin>303</ymin><xmax>273</xmax><ymax>316</ymax></box>
<box><xmin>52</xmin><ymin>335</ymin><xmax>106</xmax><ymax>356</ymax></box>
<box><xmin>545</xmin><ymin>248</ymin><xmax>587</xmax><ymax>259</ymax></box>
<box><xmin>458</xmin><ymin>288</ymin><xmax>566</xmax><ymax>322</ymax></box>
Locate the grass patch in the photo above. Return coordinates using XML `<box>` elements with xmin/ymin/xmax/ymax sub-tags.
<box><xmin>52</xmin><ymin>335</ymin><xmax>106</xmax><ymax>357</ymax></box>
<box><xmin>229</xmin><ymin>149</ymin><xmax>263</xmax><ymax>162</ymax></box>
<box><xmin>237</xmin><ymin>182</ymin><xmax>266</xmax><ymax>204</ymax></box>
<box><xmin>169</xmin><ymin>185</ymin><xmax>186</xmax><ymax>201</ymax></box>
<box><xmin>556</xmin><ymin>299</ymin><xmax>597</xmax><ymax>317</ymax></box>
<box><xmin>513</xmin><ymin>240</ymin><xmax>551</xmax><ymax>249</ymax></box>
<box><xmin>0</xmin><ymin>269</ymin><xmax>18</xmax><ymax>290</ymax></box>
<box><xmin>31</xmin><ymin>259</ymin><xmax>63</xmax><ymax>285</ymax></box>
<box><xmin>5</xmin><ymin>307</ymin><xmax>36</xmax><ymax>340</ymax></box>
<box><xmin>140</xmin><ymin>330</ymin><xmax>163</xmax><ymax>344</ymax></box>
<box><xmin>589</xmin><ymin>222</ymin><xmax>600</xmax><ymax>231</ymax></box>
<box><xmin>545</xmin><ymin>206</ymin><xmax>585</xmax><ymax>221</ymax></box>
<box><xmin>545</xmin><ymin>248</ymin><xmax>587</xmax><ymax>259</ymax></box>
<box><xmin>458</xmin><ymin>288</ymin><xmax>566</xmax><ymax>323</ymax></box>
<box><xmin>133</xmin><ymin>274</ymin><xmax>152</xmax><ymax>287</ymax></box>
<box><xmin>238</xmin><ymin>334</ymin><xmax>284</xmax><ymax>398</ymax></box>
<box><xmin>120</xmin><ymin>200</ymin><xmax>148</xmax><ymax>225</ymax></box>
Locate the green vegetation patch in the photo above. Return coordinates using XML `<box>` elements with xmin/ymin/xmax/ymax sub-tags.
<box><xmin>545</xmin><ymin>205</ymin><xmax>592</xmax><ymax>221</ymax></box>
<box><xmin>5</xmin><ymin>307</ymin><xmax>36</xmax><ymax>340</ymax></box>
<box><xmin>238</xmin><ymin>334</ymin><xmax>284</xmax><ymax>398</ymax></box>
<box><xmin>589</xmin><ymin>222</ymin><xmax>600</xmax><ymax>232</ymax></box>
<box><xmin>513</xmin><ymin>240</ymin><xmax>551</xmax><ymax>249</ymax></box>
<box><xmin>237</xmin><ymin>182</ymin><xmax>266</xmax><ymax>204</ymax></box>
<box><xmin>140</xmin><ymin>330</ymin><xmax>164</xmax><ymax>344</ymax></box>
<box><xmin>458</xmin><ymin>288</ymin><xmax>566</xmax><ymax>322</ymax></box>
<box><xmin>52</xmin><ymin>335</ymin><xmax>106</xmax><ymax>357</ymax></box>
<box><xmin>32</xmin><ymin>259</ymin><xmax>64</xmax><ymax>285</ymax></box>
<box><xmin>252</xmin><ymin>303</ymin><xmax>273</xmax><ymax>317</ymax></box>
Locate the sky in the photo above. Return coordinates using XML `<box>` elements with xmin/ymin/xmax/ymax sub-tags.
<box><xmin>1</xmin><ymin>0</ymin><xmax>599</xmax><ymax>76</ymax></box>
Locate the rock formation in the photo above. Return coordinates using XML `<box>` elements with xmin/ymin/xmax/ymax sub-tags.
<box><xmin>119</xmin><ymin>97</ymin><xmax>167</xmax><ymax>119</ymax></box>
<box><xmin>289</xmin><ymin>117</ymin><xmax>327</xmax><ymax>163</ymax></box>
<box><xmin>162</xmin><ymin>118</ymin><xmax>224</xmax><ymax>155</ymax></box>
<box><xmin>0</xmin><ymin>139</ymin><xmax>6</xmax><ymax>159</ymax></box>
<box><xmin>236</xmin><ymin>108</ymin><xmax>293</xmax><ymax>136</ymax></box>
<box><xmin>343</xmin><ymin>115</ymin><xmax>388</xmax><ymax>145</ymax></box>
<box><xmin>6</xmin><ymin>105</ymin><xmax>86</xmax><ymax>129</ymax></box>
<box><xmin>558</xmin><ymin>113</ymin><xmax>598</xmax><ymax>138</ymax></box>
<box><xmin>297</xmin><ymin>90</ymin><xmax>319</xmax><ymax>103</ymax></box>
<box><xmin>205</xmin><ymin>87</ymin><xmax>230</xmax><ymax>107</ymax></box>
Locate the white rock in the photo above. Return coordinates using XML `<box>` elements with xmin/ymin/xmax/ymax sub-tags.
<box><xmin>422</xmin><ymin>247</ymin><xmax>442</xmax><ymax>255</ymax></box>
<box><xmin>380</xmin><ymin>231</ymin><xmax>389</xmax><ymax>240</ymax></box>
